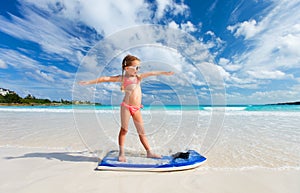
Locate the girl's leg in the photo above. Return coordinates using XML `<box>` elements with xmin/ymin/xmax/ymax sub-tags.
<box><xmin>118</xmin><ymin>105</ymin><xmax>131</xmax><ymax>162</ymax></box>
<box><xmin>132</xmin><ymin>111</ymin><xmax>161</xmax><ymax>158</ymax></box>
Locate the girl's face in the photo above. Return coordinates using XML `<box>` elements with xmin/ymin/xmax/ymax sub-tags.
<box><xmin>125</xmin><ymin>60</ymin><xmax>140</xmax><ymax>76</ymax></box>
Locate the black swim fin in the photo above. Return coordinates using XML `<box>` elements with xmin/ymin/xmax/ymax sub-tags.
<box><xmin>172</xmin><ymin>151</ymin><xmax>190</xmax><ymax>160</ymax></box>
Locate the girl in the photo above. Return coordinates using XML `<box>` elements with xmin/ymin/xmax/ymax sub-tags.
<box><xmin>79</xmin><ymin>54</ymin><xmax>174</xmax><ymax>162</ymax></box>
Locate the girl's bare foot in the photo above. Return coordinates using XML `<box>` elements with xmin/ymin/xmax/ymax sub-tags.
<box><xmin>147</xmin><ymin>151</ymin><xmax>162</xmax><ymax>159</ymax></box>
<box><xmin>118</xmin><ymin>155</ymin><xmax>126</xmax><ymax>162</ymax></box>
<box><xmin>118</xmin><ymin>146</ymin><xmax>126</xmax><ymax>162</ymax></box>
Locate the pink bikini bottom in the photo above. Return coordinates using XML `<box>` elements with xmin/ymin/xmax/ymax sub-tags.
<box><xmin>121</xmin><ymin>102</ymin><xmax>143</xmax><ymax>116</ymax></box>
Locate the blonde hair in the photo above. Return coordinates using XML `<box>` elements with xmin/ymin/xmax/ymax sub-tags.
<box><xmin>121</xmin><ymin>54</ymin><xmax>140</xmax><ymax>92</ymax></box>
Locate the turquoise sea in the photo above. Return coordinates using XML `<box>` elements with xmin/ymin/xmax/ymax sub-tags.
<box><xmin>1</xmin><ymin>104</ymin><xmax>300</xmax><ymax>112</ymax></box>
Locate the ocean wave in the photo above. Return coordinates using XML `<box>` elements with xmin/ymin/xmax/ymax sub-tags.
<box><xmin>245</xmin><ymin>105</ymin><xmax>300</xmax><ymax>111</ymax></box>
<box><xmin>203</xmin><ymin>107</ymin><xmax>246</xmax><ymax>111</ymax></box>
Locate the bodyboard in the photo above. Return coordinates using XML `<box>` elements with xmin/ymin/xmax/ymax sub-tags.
<box><xmin>97</xmin><ymin>150</ymin><xmax>206</xmax><ymax>172</ymax></box>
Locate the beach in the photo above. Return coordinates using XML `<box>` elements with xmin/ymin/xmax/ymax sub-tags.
<box><xmin>1</xmin><ymin>146</ymin><xmax>299</xmax><ymax>193</ymax></box>
<box><xmin>0</xmin><ymin>106</ymin><xmax>300</xmax><ymax>193</ymax></box>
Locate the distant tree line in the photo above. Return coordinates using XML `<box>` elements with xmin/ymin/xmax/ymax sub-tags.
<box><xmin>0</xmin><ymin>93</ymin><xmax>72</xmax><ymax>105</ymax></box>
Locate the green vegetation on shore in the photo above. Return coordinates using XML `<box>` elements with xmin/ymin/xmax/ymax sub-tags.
<box><xmin>0</xmin><ymin>93</ymin><xmax>71</xmax><ymax>105</ymax></box>
<box><xmin>0</xmin><ymin>91</ymin><xmax>100</xmax><ymax>106</ymax></box>
<box><xmin>271</xmin><ymin>101</ymin><xmax>300</xmax><ymax>105</ymax></box>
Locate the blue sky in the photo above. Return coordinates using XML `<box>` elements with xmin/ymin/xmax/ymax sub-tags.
<box><xmin>0</xmin><ymin>0</ymin><xmax>300</xmax><ymax>105</ymax></box>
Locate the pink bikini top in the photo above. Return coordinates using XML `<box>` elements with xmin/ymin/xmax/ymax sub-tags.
<box><xmin>123</xmin><ymin>76</ymin><xmax>140</xmax><ymax>88</ymax></box>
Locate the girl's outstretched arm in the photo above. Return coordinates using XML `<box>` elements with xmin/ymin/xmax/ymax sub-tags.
<box><xmin>140</xmin><ymin>71</ymin><xmax>174</xmax><ymax>79</ymax></box>
<box><xmin>78</xmin><ymin>75</ymin><xmax>121</xmax><ymax>85</ymax></box>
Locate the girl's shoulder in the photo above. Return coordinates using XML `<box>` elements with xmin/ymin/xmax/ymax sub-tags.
<box><xmin>136</xmin><ymin>74</ymin><xmax>142</xmax><ymax>81</ymax></box>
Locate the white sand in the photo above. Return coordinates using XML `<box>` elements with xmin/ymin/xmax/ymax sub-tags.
<box><xmin>1</xmin><ymin>146</ymin><xmax>299</xmax><ymax>193</ymax></box>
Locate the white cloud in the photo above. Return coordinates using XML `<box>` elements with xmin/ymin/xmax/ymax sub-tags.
<box><xmin>180</xmin><ymin>21</ymin><xmax>197</xmax><ymax>33</ymax></box>
<box><xmin>0</xmin><ymin>0</ymin><xmax>223</xmax><ymax>104</ymax></box>
<box><xmin>226</xmin><ymin>0</ymin><xmax>300</xmax><ymax>95</ymax></box>
<box><xmin>227</xmin><ymin>19</ymin><xmax>262</xmax><ymax>39</ymax></box>
<box><xmin>168</xmin><ymin>21</ymin><xmax>179</xmax><ymax>29</ymax></box>
<box><xmin>168</xmin><ymin>20</ymin><xmax>198</xmax><ymax>33</ymax></box>
<box><xmin>216</xmin><ymin>65</ymin><xmax>230</xmax><ymax>81</ymax></box>
<box><xmin>0</xmin><ymin>48</ymin><xmax>72</xmax><ymax>83</ymax></box>
<box><xmin>0</xmin><ymin>59</ymin><xmax>7</xmax><ymax>69</ymax></box>
<box><xmin>22</xmin><ymin>0</ymin><xmax>189</xmax><ymax>36</ymax></box>
<box><xmin>0</xmin><ymin>48</ymin><xmax>37</xmax><ymax>69</ymax></box>
<box><xmin>228</xmin><ymin>89</ymin><xmax>300</xmax><ymax>104</ymax></box>
<box><xmin>25</xmin><ymin>70</ymin><xmax>54</xmax><ymax>82</ymax></box>
<box><xmin>154</xmin><ymin>0</ymin><xmax>189</xmax><ymax>20</ymax></box>
<box><xmin>218</xmin><ymin>57</ymin><xmax>241</xmax><ymax>72</ymax></box>
<box><xmin>218</xmin><ymin>57</ymin><xmax>230</xmax><ymax>65</ymax></box>
<box><xmin>247</xmin><ymin>70</ymin><xmax>291</xmax><ymax>80</ymax></box>
<box><xmin>204</xmin><ymin>30</ymin><xmax>226</xmax><ymax>55</ymax></box>
<box><xmin>0</xmin><ymin>6</ymin><xmax>88</xmax><ymax>66</ymax></box>
<box><xmin>0</xmin><ymin>0</ymin><xmax>194</xmax><ymax>68</ymax></box>
<box><xmin>224</xmin><ymin>64</ymin><xmax>241</xmax><ymax>72</ymax></box>
<box><xmin>71</xmin><ymin>23</ymin><xmax>227</xmax><ymax>105</ymax></box>
<box><xmin>68</xmin><ymin>0</ymin><xmax>151</xmax><ymax>35</ymax></box>
<box><xmin>208</xmin><ymin>0</ymin><xmax>219</xmax><ymax>13</ymax></box>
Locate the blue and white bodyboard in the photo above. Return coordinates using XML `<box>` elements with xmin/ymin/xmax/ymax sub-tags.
<box><xmin>97</xmin><ymin>150</ymin><xmax>206</xmax><ymax>172</ymax></box>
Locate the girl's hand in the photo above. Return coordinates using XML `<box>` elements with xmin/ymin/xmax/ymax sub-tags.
<box><xmin>164</xmin><ymin>71</ymin><xmax>174</xmax><ymax>76</ymax></box>
<box><xmin>78</xmin><ymin>81</ymin><xmax>89</xmax><ymax>85</ymax></box>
